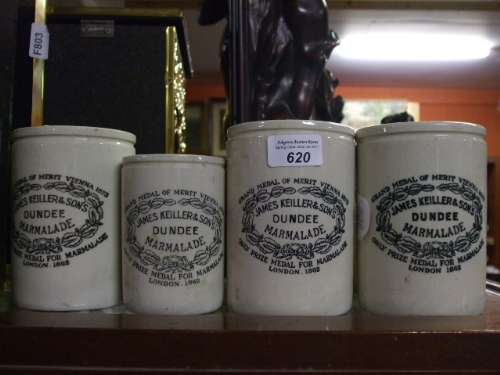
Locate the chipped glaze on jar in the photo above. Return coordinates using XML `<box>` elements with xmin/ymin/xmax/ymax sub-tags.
<box><xmin>356</xmin><ymin>121</ymin><xmax>487</xmax><ymax>315</ymax></box>
<box><xmin>11</xmin><ymin>125</ymin><xmax>136</xmax><ymax>311</ymax></box>
<box><xmin>227</xmin><ymin>120</ymin><xmax>355</xmax><ymax>315</ymax></box>
<box><xmin>122</xmin><ymin>154</ymin><xmax>225</xmax><ymax>314</ymax></box>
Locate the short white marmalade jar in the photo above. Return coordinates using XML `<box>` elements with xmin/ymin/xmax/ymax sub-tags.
<box><xmin>121</xmin><ymin>154</ymin><xmax>225</xmax><ymax>314</ymax></box>
<box><xmin>356</xmin><ymin>121</ymin><xmax>487</xmax><ymax>315</ymax></box>
<box><xmin>10</xmin><ymin>125</ymin><xmax>136</xmax><ymax>311</ymax></box>
<box><xmin>227</xmin><ymin>120</ymin><xmax>355</xmax><ymax>316</ymax></box>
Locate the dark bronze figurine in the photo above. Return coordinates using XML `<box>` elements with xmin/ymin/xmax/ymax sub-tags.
<box><xmin>199</xmin><ymin>0</ymin><xmax>344</xmax><ymax>129</ymax></box>
<box><xmin>381</xmin><ymin>111</ymin><xmax>415</xmax><ymax>124</ymax></box>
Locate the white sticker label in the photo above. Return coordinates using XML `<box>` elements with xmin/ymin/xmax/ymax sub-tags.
<box><xmin>29</xmin><ymin>23</ymin><xmax>49</xmax><ymax>60</ymax></box>
<box><xmin>357</xmin><ymin>194</ymin><xmax>370</xmax><ymax>241</ymax></box>
<box><xmin>267</xmin><ymin>134</ymin><xmax>323</xmax><ymax>167</ymax></box>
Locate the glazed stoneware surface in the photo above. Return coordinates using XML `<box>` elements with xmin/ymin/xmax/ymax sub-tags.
<box><xmin>356</xmin><ymin>121</ymin><xmax>487</xmax><ymax>315</ymax></box>
<box><xmin>121</xmin><ymin>154</ymin><xmax>225</xmax><ymax>314</ymax></box>
<box><xmin>227</xmin><ymin>120</ymin><xmax>355</xmax><ymax>316</ymax></box>
<box><xmin>10</xmin><ymin>125</ymin><xmax>136</xmax><ymax>311</ymax></box>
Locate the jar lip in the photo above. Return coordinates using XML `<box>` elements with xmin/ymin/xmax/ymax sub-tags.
<box><xmin>227</xmin><ymin>120</ymin><xmax>355</xmax><ymax>138</ymax></box>
<box><xmin>355</xmin><ymin>121</ymin><xmax>486</xmax><ymax>139</ymax></box>
<box><xmin>123</xmin><ymin>154</ymin><xmax>226</xmax><ymax>166</ymax></box>
<box><xmin>11</xmin><ymin>125</ymin><xmax>137</xmax><ymax>143</ymax></box>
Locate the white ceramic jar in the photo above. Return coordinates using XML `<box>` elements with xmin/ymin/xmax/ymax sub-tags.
<box><xmin>226</xmin><ymin>120</ymin><xmax>355</xmax><ymax>315</ymax></box>
<box><xmin>10</xmin><ymin>125</ymin><xmax>136</xmax><ymax>311</ymax></box>
<box><xmin>121</xmin><ymin>154</ymin><xmax>225</xmax><ymax>314</ymax></box>
<box><xmin>356</xmin><ymin>121</ymin><xmax>487</xmax><ymax>315</ymax></box>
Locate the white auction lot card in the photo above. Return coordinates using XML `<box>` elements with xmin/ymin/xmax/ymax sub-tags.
<box><xmin>267</xmin><ymin>134</ymin><xmax>323</xmax><ymax>167</ymax></box>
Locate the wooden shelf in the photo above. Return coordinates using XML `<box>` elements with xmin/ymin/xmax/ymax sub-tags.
<box><xmin>1</xmin><ymin>282</ymin><xmax>500</xmax><ymax>374</ymax></box>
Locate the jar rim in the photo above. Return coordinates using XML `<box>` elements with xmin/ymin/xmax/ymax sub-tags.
<box><xmin>355</xmin><ymin>121</ymin><xmax>486</xmax><ymax>139</ymax></box>
<box><xmin>227</xmin><ymin>120</ymin><xmax>355</xmax><ymax>138</ymax></box>
<box><xmin>123</xmin><ymin>154</ymin><xmax>226</xmax><ymax>165</ymax></box>
<box><xmin>11</xmin><ymin>125</ymin><xmax>136</xmax><ymax>143</ymax></box>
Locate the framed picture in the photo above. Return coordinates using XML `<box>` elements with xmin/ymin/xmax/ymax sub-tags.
<box><xmin>341</xmin><ymin>100</ymin><xmax>420</xmax><ymax>130</ymax></box>
<box><xmin>185</xmin><ymin>101</ymin><xmax>209</xmax><ymax>155</ymax></box>
<box><xmin>208</xmin><ymin>98</ymin><xmax>227</xmax><ymax>157</ymax></box>
<box><xmin>31</xmin><ymin>7</ymin><xmax>192</xmax><ymax>154</ymax></box>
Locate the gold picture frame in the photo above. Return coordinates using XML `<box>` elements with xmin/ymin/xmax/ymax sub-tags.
<box><xmin>32</xmin><ymin>5</ymin><xmax>192</xmax><ymax>154</ymax></box>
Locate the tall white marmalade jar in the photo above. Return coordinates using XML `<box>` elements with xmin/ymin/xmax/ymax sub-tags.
<box><xmin>10</xmin><ymin>125</ymin><xmax>136</xmax><ymax>311</ymax></box>
<box><xmin>227</xmin><ymin>120</ymin><xmax>355</xmax><ymax>315</ymax></box>
<box><xmin>356</xmin><ymin>121</ymin><xmax>487</xmax><ymax>315</ymax></box>
<box><xmin>121</xmin><ymin>154</ymin><xmax>225</xmax><ymax>314</ymax></box>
